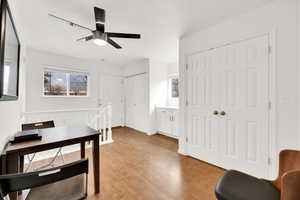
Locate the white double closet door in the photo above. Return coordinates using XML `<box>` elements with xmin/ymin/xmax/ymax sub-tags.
<box><xmin>186</xmin><ymin>35</ymin><xmax>270</xmax><ymax>177</ymax></box>
<box><xmin>125</xmin><ymin>73</ymin><xmax>149</xmax><ymax>133</ymax></box>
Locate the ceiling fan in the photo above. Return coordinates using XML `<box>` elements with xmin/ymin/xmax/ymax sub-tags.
<box><xmin>48</xmin><ymin>7</ymin><xmax>141</xmax><ymax>49</ymax></box>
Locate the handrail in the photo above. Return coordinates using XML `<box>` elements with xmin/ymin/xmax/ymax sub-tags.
<box><xmin>22</xmin><ymin>104</ymin><xmax>113</xmax><ymax>145</ymax></box>
<box><xmin>23</xmin><ymin>108</ymin><xmax>102</xmax><ymax>115</ymax></box>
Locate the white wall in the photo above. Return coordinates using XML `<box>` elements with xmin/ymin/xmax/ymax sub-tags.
<box><xmin>25</xmin><ymin>48</ymin><xmax>122</xmax><ymax>112</ymax></box>
<box><xmin>179</xmin><ymin>0</ymin><xmax>299</xmax><ymax>176</ymax></box>
<box><xmin>167</xmin><ymin>63</ymin><xmax>179</xmax><ymax>76</ymax></box>
<box><xmin>123</xmin><ymin>59</ymin><xmax>149</xmax><ymax>77</ymax></box>
<box><xmin>149</xmin><ymin>60</ymin><xmax>168</xmax><ymax>134</ymax></box>
<box><xmin>0</xmin><ymin>0</ymin><xmax>26</xmax><ymax>150</ymax></box>
<box><xmin>123</xmin><ymin>59</ymin><xmax>171</xmax><ymax>134</ymax></box>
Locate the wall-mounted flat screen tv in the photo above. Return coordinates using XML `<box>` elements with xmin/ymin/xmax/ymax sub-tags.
<box><xmin>0</xmin><ymin>0</ymin><xmax>20</xmax><ymax>101</ymax></box>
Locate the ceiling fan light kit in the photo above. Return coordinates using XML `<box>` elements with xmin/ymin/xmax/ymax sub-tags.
<box><xmin>94</xmin><ymin>38</ymin><xmax>107</xmax><ymax>46</ymax></box>
<box><xmin>49</xmin><ymin>7</ymin><xmax>141</xmax><ymax>49</ymax></box>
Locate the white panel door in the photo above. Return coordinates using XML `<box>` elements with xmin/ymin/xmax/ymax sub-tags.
<box><xmin>218</xmin><ymin>36</ymin><xmax>270</xmax><ymax>177</ymax></box>
<box><xmin>186</xmin><ymin>35</ymin><xmax>270</xmax><ymax>177</ymax></box>
<box><xmin>99</xmin><ymin>75</ymin><xmax>124</xmax><ymax>127</ymax></box>
<box><xmin>187</xmin><ymin>49</ymin><xmax>221</xmax><ymax>166</ymax></box>
<box><xmin>125</xmin><ymin>74</ymin><xmax>149</xmax><ymax>133</ymax></box>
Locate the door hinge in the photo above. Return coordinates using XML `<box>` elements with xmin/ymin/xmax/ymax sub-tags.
<box><xmin>186</xmin><ymin>64</ymin><xmax>188</xmax><ymax>71</ymax></box>
<box><xmin>186</xmin><ymin>137</ymin><xmax>188</xmax><ymax>143</ymax></box>
<box><xmin>268</xmin><ymin>157</ymin><xmax>272</xmax><ymax>165</ymax></box>
<box><xmin>185</xmin><ymin>100</ymin><xmax>189</xmax><ymax>106</ymax></box>
<box><xmin>268</xmin><ymin>46</ymin><xmax>272</xmax><ymax>54</ymax></box>
<box><xmin>268</xmin><ymin>101</ymin><xmax>272</xmax><ymax>110</ymax></box>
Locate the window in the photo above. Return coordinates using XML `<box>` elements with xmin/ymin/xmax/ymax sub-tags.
<box><xmin>170</xmin><ymin>77</ymin><xmax>179</xmax><ymax>98</ymax></box>
<box><xmin>43</xmin><ymin>70</ymin><xmax>89</xmax><ymax>97</ymax></box>
<box><xmin>168</xmin><ymin>75</ymin><xmax>179</xmax><ymax>106</ymax></box>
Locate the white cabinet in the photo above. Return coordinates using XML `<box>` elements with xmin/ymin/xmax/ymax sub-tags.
<box><xmin>156</xmin><ymin>107</ymin><xmax>179</xmax><ymax>139</ymax></box>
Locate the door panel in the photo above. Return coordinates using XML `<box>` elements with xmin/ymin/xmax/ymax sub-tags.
<box><xmin>157</xmin><ymin>109</ymin><xmax>172</xmax><ymax>134</ymax></box>
<box><xmin>99</xmin><ymin>75</ymin><xmax>124</xmax><ymax>127</ymax></box>
<box><xmin>125</xmin><ymin>74</ymin><xmax>149</xmax><ymax>133</ymax></box>
<box><xmin>186</xmin><ymin>35</ymin><xmax>270</xmax><ymax>177</ymax></box>
<box><xmin>187</xmin><ymin>49</ymin><xmax>221</xmax><ymax>165</ymax></box>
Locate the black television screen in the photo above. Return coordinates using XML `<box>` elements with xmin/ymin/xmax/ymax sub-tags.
<box><xmin>0</xmin><ymin>0</ymin><xmax>20</xmax><ymax>101</ymax></box>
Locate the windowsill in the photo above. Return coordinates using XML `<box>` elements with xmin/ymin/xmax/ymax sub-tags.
<box><xmin>42</xmin><ymin>95</ymin><xmax>90</xmax><ymax>98</ymax></box>
<box><xmin>156</xmin><ymin>105</ymin><xmax>179</xmax><ymax>109</ymax></box>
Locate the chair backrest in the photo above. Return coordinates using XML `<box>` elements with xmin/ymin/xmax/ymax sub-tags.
<box><xmin>278</xmin><ymin>150</ymin><xmax>300</xmax><ymax>177</ymax></box>
<box><xmin>22</xmin><ymin>120</ymin><xmax>55</xmax><ymax>131</ymax></box>
<box><xmin>272</xmin><ymin>150</ymin><xmax>300</xmax><ymax>190</ymax></box>
<box><xmin>0</xmin><ymin>159</ymin><xmax>88</xmax><ymax>198</ymax></box>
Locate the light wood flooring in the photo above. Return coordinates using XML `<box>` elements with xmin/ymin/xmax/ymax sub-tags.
<box><xmin>31</xmin><ymin>127</ymin><xmax>225</xmax><ymax>200</ymax></box>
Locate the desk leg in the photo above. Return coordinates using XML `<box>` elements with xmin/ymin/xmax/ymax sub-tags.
<box><xmin>80</xmin><ymin>142</ymin><xmax>85</xmax><ymax>159</ymax></box>
<box><xmin>92</xmin><ymin>136</ymin><xmax>100</xmax><ymax>194</ymax></box>
<box><xmin>20</xmin><ymin>155</ymin><xmax>24</xmax><ymax>173</ymax></box>
<box><xmin>7</xmin><ymin>153</ymin><xmax>20</xmax><ymax>200</ymax></box>
<box><xmin>18</xmin><ymin>155</ymin><xmax>24</xmax><ymax>196</ymax></box>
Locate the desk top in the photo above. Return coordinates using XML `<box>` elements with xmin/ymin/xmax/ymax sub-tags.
<box><xmin>4</xmin><ymin>125</ymin><xmax>100</xmax><ymax>155</ymax></box>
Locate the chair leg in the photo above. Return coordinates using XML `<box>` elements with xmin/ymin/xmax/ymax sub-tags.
<box><xmin>59</xmin><ymin>148</ymin><xmax>65</xmax><ymax>163</ymax></box>
<box><xmin>25</xmin><ymin>154</ymin><xmax>36</xmax><ymax>172</ymax></box>
<box><xmin>25</xmin><ymin>148</ymin><xmax>65</xmax><ymax>171</ymax></box>
<box><xmin>35</xmin><ymin>151</ymin><xmax>59</xmax><ymax>170</ymax></box>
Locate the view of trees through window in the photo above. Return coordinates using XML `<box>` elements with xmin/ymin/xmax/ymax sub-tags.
<box><xmin>70</xmin><ymin>74</ymin><xmax>88</xmax><ymax>96</ymax></box>
<box><xmin>44</xmin><ymin>71</ymin><xmax>88</xmax><ymax>96</ymax></box>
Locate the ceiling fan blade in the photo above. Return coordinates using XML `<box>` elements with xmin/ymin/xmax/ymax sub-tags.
<box><xmin>106</xmin><ymin>32</ymin><xmax>141</xmax><ymax>39</ymax></box>
<box><xmin>94</xmin><ymin>7</ymin><xmax>105</xmax><ymax>32</ymax></box>
<box><xmin>77</xmin><ymin>35</ymin><xmax>94</xmax><ymax>42</ymax></box>
<box><xmin>48</xmin><ymin>14</ymin><xmax>93</xmax><ymax>32</ymax></box>
<box><xmin>107</xmin><ymin>38</ymin><xmax>122</xmax><ymax>49</ymax></box>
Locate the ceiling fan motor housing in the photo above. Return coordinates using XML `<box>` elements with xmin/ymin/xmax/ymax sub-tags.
<box><xmin>93</xmin><ymin>31</ymin><xmax>107</xmax><ymax>41</ymax></box>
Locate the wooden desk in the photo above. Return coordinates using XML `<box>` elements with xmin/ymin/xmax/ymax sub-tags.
<box><xmin>2</xmin><ymin>125</ymin><xmax>100</xmax><ymax>200</ymax></box>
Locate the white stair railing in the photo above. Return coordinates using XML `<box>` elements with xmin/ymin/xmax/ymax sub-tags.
<box><xmin>22</xmin><ymin>105</ymin><xmax>114</xmax><ymax>145</ymax></box>
<box><xmin>88</xmin><ymin>104</ymin><xmax>113</xmax><ymax>145</ymax></box>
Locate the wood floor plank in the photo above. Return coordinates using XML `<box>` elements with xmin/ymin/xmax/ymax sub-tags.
<box><xmin>30</xmin><ymin>127</ymin><xmax>225</xmax><ymax>200</ymax></box>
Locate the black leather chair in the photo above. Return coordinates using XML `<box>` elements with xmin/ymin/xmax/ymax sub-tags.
<box><xmin>0</xmin><ymin>159</ymin><xmax>88</xmax><ymax>200</ymax></box>
<box><xmin>215</xmin><ymin>150</ymin><xmax>300</xmax><ymax>200</ymax></box>
<box><xmin>215</xmin><ymin>170</ymin><xmax>280</xmax><ymax>200</ymax></box>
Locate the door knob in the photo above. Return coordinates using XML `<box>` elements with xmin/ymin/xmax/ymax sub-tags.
<box><xmin>220</xmin><ymin>111</ymin><xmax>226</xmax><ymax>116</ymax></box>
<box><xmin>213</xmin><ymin>111</ymin><xmax>219</xmax><ymax>115</ymax></box>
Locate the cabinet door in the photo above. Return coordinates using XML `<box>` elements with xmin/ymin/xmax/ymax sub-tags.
<box><xmin>157</xmin><ymin>109</ymin><xmax>172</xmax><ymax>134</ymax></box>
<box><xmin>171</xmin><ymin>110</ymin><xmax>179</xmax><ymax>137</ymax></box>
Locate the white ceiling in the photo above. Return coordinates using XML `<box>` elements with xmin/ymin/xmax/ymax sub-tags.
<box><xmin>15</xmin><ymin>0</ymin><xmax>274</xmax><ymax>66</ymax></box>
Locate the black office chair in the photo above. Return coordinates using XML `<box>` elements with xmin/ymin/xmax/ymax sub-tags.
<box><xmin>0</xmin><ymin>159</ymin><xmax>88</xmax><ymax>200</ymax></box>
<box><xmin>21</xmin><ymin>120</ymin><xmax>64</xmax><ymax>171</ymax></box>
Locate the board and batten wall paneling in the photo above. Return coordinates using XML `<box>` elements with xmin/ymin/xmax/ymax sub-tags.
<box><xmin>179</xmin><ymin>0</ymin><xmax>298</xmax><ymax>179</ymax></box>
<box><xmin>149</xmin><ymin>60</ymin><xmax>169</xmax><ymax>134</ymax></box>
<box><xmin>25</xmin><ymin>48</ymin><xmax>123</xmax><ymax>112</ymax></box>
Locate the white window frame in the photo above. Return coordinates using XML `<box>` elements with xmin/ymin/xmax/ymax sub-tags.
<box><xmin>43</xmin><ymin>67</ymin><xmax>90</xmax><ymax>98</ymax></box>
<box><xmin>167</xmin><ymin>74</ymin><xmax>179</xmax><ymax>106</ymax></box>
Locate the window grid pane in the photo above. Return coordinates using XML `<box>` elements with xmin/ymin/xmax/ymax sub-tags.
<box><xmin>44</xmin><ymin>71</ymin><xmax>67</xmax><ymax>96</ymax></box>
<box><xmin>44</xmin><ymin>71</ymin><xmax>88</xmax><ymax>97</ymax></box>
<box><xmin>69</xmin><ymin>74</ymin><xmax>88</xmax><ymax>96</ymax></box>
